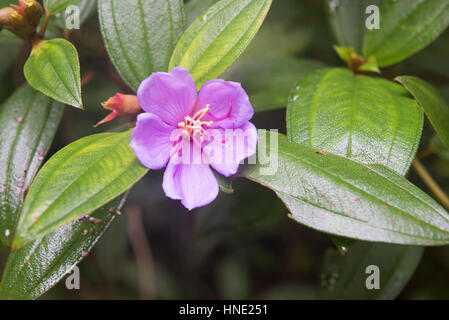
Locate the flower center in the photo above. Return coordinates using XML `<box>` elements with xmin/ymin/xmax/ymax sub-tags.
<box><xmin>178</xmin><ymin>104</ymin><xmax>213</xmax><ymax>145</ymax></box>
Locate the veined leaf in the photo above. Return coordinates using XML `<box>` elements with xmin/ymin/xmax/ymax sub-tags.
<box><xmin>0</xmin><ymin>193</ymin><xmax>128</xmax><ymax>300</ymax></box>
<box><xmin>242</xmin><ymin>131</ymin><xmax>449</xmax><ymax>245</ymax></box>
<box><xmin>287</xmin><ymin>68</ymin><xmax>424</xmax><ymax>294</ymax></box>
<box><xmin>396</xmin><ymin>76</ymin><xmax>449</xmax><ymax>150</ymax></box>
<box><xmin>98</xmin><ymin>0</ymin><xmax>186</xmax><ymax>91</ymax></box>
<box><xmin>44</xmin><ymin>0</ymin><xmax>82</xmax><ymax>13</ymax></box>
<box><xmin>363</xmin><ymin>0</ymin><xmax>449</xmax><ymax>67</ymax></box>
<box><xmin>0</xmin><ymin>85</ymin><xmax>63</xmax><ymax>247</ymax></box>
<box><xmin>287</xmin><ymin>68</ymin><xmax>423</xmax><ymax>176</ymax></box>
<box><xmin>24</xmin><ymin>39</ymin><xmax>83</xmax><ymax>108</ymax></box>
<box><xmin>317</xmin><ymin>242</ymin><xmax>423</xmax><ymax>299</ymax></box>
<box><xmin>326</xmin><ymin>0</ymin><xmax>382</xmax><ymax>53</ymax></box>
<box><xmin>12</xmin><ymin>130</ymin><xmax>148</xmax><ymax>249</ymax></box>
<box><xmin>169</xmin><ymin>0</ymin><xmax>272</xmax><ymax>89</ymax></box>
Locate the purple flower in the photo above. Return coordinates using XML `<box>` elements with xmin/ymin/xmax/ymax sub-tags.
<box><xmin>130</xmin><ymin>67</ymin><xmax>258</xmax><ymax>210</ymax></box>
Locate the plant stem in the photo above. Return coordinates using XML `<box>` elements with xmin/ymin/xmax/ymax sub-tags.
<box><xmin>38</xmin><ymin>9</ymin><xmax>52</xmax><ymax>39</ymax></box>
<box><xmin>413</xmin><ymin>158</ymin><xmax>449</xmax><ymax>210</ymax></box>
<box><xmin>127</xmin><ymin>205</ymin><xmax>155</xmax><ymax>300</ymax></box>
<box><xmin>417</xmin><ymin>147</ymin><xmax>436</xmax><ymax>159</ymax></box>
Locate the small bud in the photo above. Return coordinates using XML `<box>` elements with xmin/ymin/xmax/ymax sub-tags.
<box><xmin>8</xmin><ymin>10</ymin><xmax>35</xmax><ymax>39</ymax></box>
<box><xmin>11</xmin><ymin>0</ymin><xmax>26</xmax><ymax>16</ymax></box>
<box><xmin>9</xmin><ymin>10</ymin><xmax>25</xmax><ymax>28</ymax></box>
<box><xmin>23</xmin><ymin>0</ymin><xmax>43</xmax><ymax>27</ymax></box>
<box><xmin>95</xmin><ymin>93</ymin><xmax>141</xmax><ymax>127</ymax></box>
<box><xmin>0</xmin><ymin>7</ymin><xmax>15</xmax><ymax>27</ymax></box>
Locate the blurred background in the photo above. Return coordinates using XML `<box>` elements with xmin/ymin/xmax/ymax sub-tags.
<box><xmin>1</xmin><ymin>0</ymin><xmax>449</xmax><ymax>299</ymax></box>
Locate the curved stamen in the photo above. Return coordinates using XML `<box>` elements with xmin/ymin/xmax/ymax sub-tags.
<box><xmin>177</xmin><ymin>104</ymin><xmax>214</xmax><ymax>147</ymax></box>
<box><xmin>192</xmin><ymin>104</ymin><xmax>211</xmax><ymax>121</ymax></box>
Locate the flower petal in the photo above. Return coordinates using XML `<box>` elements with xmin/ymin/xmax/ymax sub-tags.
<box><xmin>137</xmin><ymin>67</ymin><xmax>197</xmax><ymax>126</ymax></box>
<box><xmin>162</xmin><ymin>153</ymin><xmax>219</xmax><ymax>210</ymax></box>
<box><xmin>130</xmin><ymin>113</ymin><xmax>180</xmax><ymax>170</ymax></box>
<box><xmin>204</xmin><ymin>122</ymin><xmax>258</xmax><ymax>177</ymax></box>
<box><xmin>197</xmin><ymin>79</ymin><xmax>254</xmax><ymax>129</ymax></box>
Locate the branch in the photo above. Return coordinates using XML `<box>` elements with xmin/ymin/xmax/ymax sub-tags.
<box><xmin>127</xmin><ymin>205</ymin><xmax>156</xmax><ymax>300</ymax></box>
<box><xmin>413</xmin><ymin>158</ymin><xmax>449</xmax><ymax>210</ymax></box>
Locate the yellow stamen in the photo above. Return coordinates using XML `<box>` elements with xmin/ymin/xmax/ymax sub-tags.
<box><xmin>177</xmin><ymin>104</ymin><xmax>214</xmax><ymax>147</ymax></box>
<box><xmin>192</xmin><ymin>104</ymin><xmax>210</xmax><ymax>121</ymax></box>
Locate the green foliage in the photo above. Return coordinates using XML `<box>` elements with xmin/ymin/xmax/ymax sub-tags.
<box><xmin>98</xmin><ymin>0</ymin><xmax>186</xmax><ymax>91</ymax></box>
<box><xmin>364</xmin><ymin>0</ymin><xmax>449</xmax><ymax>67</ymax></box>
<box><xmin>24</xmin><ymin>39</ymin><xmax>83</xmax><ymax>108</ymax></box>
<box><xmin>169</xmin><ymin>0</ymin><xmax>272</xmax><ymax>88</ymax></box>
<box><xmin>0</xmin><ymin>85</ymin><xmax>63</xmax><ymax>247</ymax></box>
<box><xmin>0</xmin><ymin>193</ymin><xmax>128</xmax><ymax>300</ymax></box>
<box><xmin>326</xmin><ymin>0</ymin><xmax>383</xmax><ymax>53</ymax></box>
<box><xmin>396</xmin><ymin>76</ymin><xmax>449</xmax><ymax>150</ymax></box>
<box><xmin>1</xmin><ymin>0</ymin><xmax>449</xmax><ymax>300</ymax></box>
<box><xmin>286</xmin><ymin>67</ymin><xmax>426</xmax><ymax>298</ymax></box>
<box><xmin>287</xmin><ymin>68</ymin><xmax>423</xmax><ymax>175</ymax></box>
<box><xmin>12</xmin><ymin>130</ymin><xmax>147</xmax><ymax>249</ymax></box>
<box><xmin>235</xmin><ymin>58</ymin><xmax>325</xmax><ymax>112</ymax></box>
<box><xmin>317</xmin><ymin>242</ymin><xmax>424</xmax><ymax>299</ymax></box>
<box><xmin>243</xmin><ymin>131</ymin><xmax>449</xmax><ymax>245</ymax></box>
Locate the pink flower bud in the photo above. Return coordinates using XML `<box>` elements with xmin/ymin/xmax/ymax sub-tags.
<box><xmin>11</xmin><ymin>0</ymin><xmax>26</xmax><ymax>16</ymax></box>
<box><xmin>94</xmin><ymin>93</ymin><xmax>141</xmax><ymax>127</ymax></box>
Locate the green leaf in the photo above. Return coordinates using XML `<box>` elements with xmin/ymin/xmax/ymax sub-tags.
<box><xmin>0</xmin><ymin>85</ymin><xmax>63</xmax><ymax>247</ymax></box>
<box><xmin>242</xmin><ymin>131</ymin><xmax>449</xmax><ymax>245</ymax></box>
<box><xmin>11</xmin><ymin>130</ymin><xmax>148</xmax><ymax>249</ymax></box>
<box><xmin>24</xmin><ymin>39</ymin><xmax>83</xmax><ymax>109</ymax></box>
<box><xmin>185</xmin><ymin>0</ymin><xmax>218</xmax><ymax>25</ymax></box>
<box><xmin>44</xmin><ymin>0</ymin><xmax>82</xmax><ymax>13</ymax></box>
<box><xmin>358</xmin><ymin>55</ymin><xmax>380</xmax><ymax>73</ymax></box>
<box><xmin>0</xmin><ymin>193</ymin><xmax>128</xmax><ymax>300</ymax></box>
<box><xmin>169</xmin><ymin>0</ymin><xmax>272</xmax><ymax>89</ymax></box>
<box><xmin>214</xmin><ymin>171</ymin><xmax>234</xmax><ymax>194</ymax></box>
<box><xmin>363</xmin><ymin>0</ymin><xmax>449</xmax><ymax>67</ymax></box>
<box><xmin>287</xmin><ymin>68</ymin><xmax>423</xmax><ymax>176</ymax></box>
<box><xmin>395</xmin><ymin>76</ymin><xmax>449</xmax><ymax>150</ymax></box>
<box><xmin>98</xmin><ymin>0</ymin><xmax>186</xmax><ymax>91</ymax></box>
<box><xmin>333</xmin><ymin>46</ymin><xmax>380</xmax><ymax>74</ymax></box>
<box><xmin>287</xmin><ymin>68</ymin><xmax>423</xmax><ymax>293</ymax></box>
<box><xmin>326</xmin><ymin>0</ymin><xmax>382</xmax><ymax>53</ymax></box>
<box><xmin>232</xmin><ymin>57</ymin><xmax>325</xmax><ymax>112</ymax></box>
<box><xmin>317</xmin><ymin>242</ymin><xmax>423</xmax><ymax>299</ymax></box>
<box><xmin>333</xmin><ymin>45</ymin><xmax>357</xmax><ymax>62</ymax></box>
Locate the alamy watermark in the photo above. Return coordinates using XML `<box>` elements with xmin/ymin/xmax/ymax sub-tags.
<box><xmin>65</xmin><ymin>265</ymin><xmax>80</xmax><ymax>290</ymax></box>
<box><xmin>64</xmin><ymin>5</ymin><xmax>80</xmax><ymax>30</ymax></box>
<box><xmin>365</xmin><ymin>265</ymin><xmax>380</xmax><ymax>290</ymax></box>
<box><xmin>165</xmin><ymin>128</ymin><xmax>279</xmax><ymax>176</ymax></box>
<box><xmin>366</xmin><ymin>5</ymin><xmax>380</xmax><ymax>30</ymax></box>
